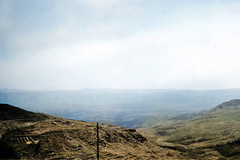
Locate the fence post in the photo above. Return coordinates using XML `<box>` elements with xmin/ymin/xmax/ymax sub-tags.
<box><xmin>97</xmin><ymin>122</ymin><xmax>99</xmax><ymax>160</ymax></box>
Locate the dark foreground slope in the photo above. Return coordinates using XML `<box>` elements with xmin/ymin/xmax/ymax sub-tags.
<box><xmin>141</xmin><ymin>99</ymin><xmax>240</xmax><ymax>159</ymax></box>
<box><xmin>0</xmin><ymin>104</ymin><xmax>183</xmax><ymax>159</ymax></box>
<box><xmin>0</xmin><ymin>104</ymin><xmax>47</xmax><ymax>120</ymax></box>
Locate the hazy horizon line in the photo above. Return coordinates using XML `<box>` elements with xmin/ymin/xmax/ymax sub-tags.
<box><xmin>1</xmin><ymin>88</ymin><xmax>240</xmax><ymax>92</ymax></box>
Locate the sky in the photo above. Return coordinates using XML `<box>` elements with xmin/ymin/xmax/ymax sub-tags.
<box><xmin>1</xmin><ymin>0</ymin><xmax>240</xmax><ymax>90</ymax></box>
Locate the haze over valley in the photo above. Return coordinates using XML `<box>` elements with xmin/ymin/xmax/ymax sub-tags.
<box><xmin>1</xmin><ymin>89</ymin><xmax>240</xmax><ymax>128</ymax></box>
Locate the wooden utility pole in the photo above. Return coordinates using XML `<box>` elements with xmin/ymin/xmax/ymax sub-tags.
<box><xmin>97</xmin><ymin>123</ymin><xmax>99</xmax><ymax>160</ymax></box>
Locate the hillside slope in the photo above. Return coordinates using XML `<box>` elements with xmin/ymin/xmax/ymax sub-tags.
<box><xmin>0</xmin><ymin>104</ymin><xmax>47</xmax><ymax>120</ymax></box>
<box><xmin>0</xmin><ymin>104</ymin><xmax>183</xmax><ymax>159</ymax></box>
<box><xmin>144</xmin><ymin>99</ymin><xmax>240</xmax><ymax>159</ymax></box>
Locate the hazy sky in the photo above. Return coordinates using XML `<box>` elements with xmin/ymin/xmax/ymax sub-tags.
<box><xmin>1</xmin><ymin>0</ymin><xmax>240</xmax><ymax>90</ymax></box>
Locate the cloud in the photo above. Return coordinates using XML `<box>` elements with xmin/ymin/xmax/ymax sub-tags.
<box><xmin>81</xmin><ymin>0</ymin><xmax>125</xmax><ymax>9</ymax></box>
<box><xmin>1</xmin><ymin>0</ymin><xmax>240</xmax><ymax>90</ymax></box>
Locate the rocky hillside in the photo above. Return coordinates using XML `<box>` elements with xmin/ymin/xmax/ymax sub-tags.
<box><xmin>0</xmin><ymin>104</ymin><xmax>183</xmax><ymax>159</ymax></box>
<box><xmin>142</xmin><ymin>99</ymin><xmax>240</xmax><ymax>159</ymax></box>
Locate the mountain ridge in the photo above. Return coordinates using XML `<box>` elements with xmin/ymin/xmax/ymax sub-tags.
<box><xmin>210</xmin><ymin>99</ymin><xmax>240</xmax><ymax>111</ymax></box>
